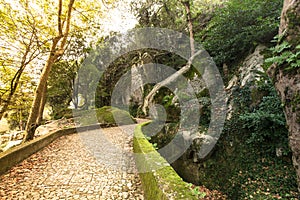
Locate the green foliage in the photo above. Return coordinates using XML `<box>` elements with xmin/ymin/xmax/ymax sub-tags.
<box><xmin>146</xmin><ymin>136</ymin><xmax>159</xmax><ymax>150</ymax></box>
<box><xmin>51</xmin><ymin>108</ymin><xmax>73</xmax><ymax>120</ymax></box>
<box><xmin>196</xmin><ymin>111</ymin><xmax>298</xmax><ymax>199</ymax></box>
<box><xmin>145</xmin><ymin>123</ymin><xmax>178</xmax><ymax>149</ymax></box>
<box><xmin>239</xmin><ymin>79</ymin><xmax>289</xmax><ymax>155</ymax></box>
<box><xmin>187</xmin><ymin>183</ymin><xmax>207</xmax><ymax>198</ymax></box>
<box><xmin>0</xmin><ymin>69</ymin><xmax>34</xmax><ymax>129</ymax></box>
<box><xmin>201</xmin><ymin>0</ymin><xmax>282</xmax><ymax>66</ymax></box>
<box><xmin>198</xmin><ymin>97</ymin><xmax>211</xmax><ymax>127</ymax></box>
<box><xmin>160</xmin><ymin>92</ymin><xmax>180</xmax><ymax>122</ymax></box>
<box><xmin>133</xmin><ymin>0</ymin><xmax>186</xmax><ymax>31</ymax></box>
<box><xmin>265</xmin><ymin>38</ymin><xmax>300</xmax><ymax>70</ymax></box>
<box><xmin>228</xmin><ymin>156</ymin><xmax>298</xmax><ymax>199</ymax></box>
<box><xmin>48</xmin><ymin>60</ymin><xmax>78</xmax><ymax>119</ymax></box>
<box><xmin>204</xmin><ymin>78</ymin><xmax>295</xmax><ymax>198</ymax></box>
<box><xmin>133</xmin><ymin>0</ymin><xmax>223</xmax><ymax>34</ymax></box>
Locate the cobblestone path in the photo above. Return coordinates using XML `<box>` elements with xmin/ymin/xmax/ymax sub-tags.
<box><xmin>0</xmin><ymin>125</ymin><xmax>144</xmax><ymax>200</ymax></box>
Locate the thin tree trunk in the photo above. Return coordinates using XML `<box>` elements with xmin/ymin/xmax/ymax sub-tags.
<box><xmin>0</xmin><ymin>8</ymin><xmax>41</xmax><ymax>121</ymax></box>
<box><xmin>182</xmin><ymin>0</ymin><xmax>195</xmax><ymax>56</ymax></box>
<box><xmin>0</xmin><ymin>100</ymin><xmax>10</xmax><ymax>120</ymax></box>
<box><xmin>267</xmin><ymin>0</ymin><xmax>300</xmax><ymax>191</ymax></box>
<box><xmin>73</xmin><ymin>76</ymin><xmax>79</xmax><ymax>109</ymax></box>
<box><xmin>0</xmin><ymin>48</ymin><xmax>30</xmax><ymax>120</ymax></box>
<box><xmin>141</xmin><ymin>0</ymin><xmax>196</xmax><ymax>114</ymax></box>
<box><xmin>141</xmin><ymin>50</ymin><xmax>203</xmax><ymax>114</ymax></box>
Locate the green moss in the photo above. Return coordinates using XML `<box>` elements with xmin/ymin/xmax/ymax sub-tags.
<box><xmin>96</xmin><ymin>106</ymin><xmax>136</xmax><ymax>125</ymax></box>
<box><xmin>74</xmin><ymin>106</ymin><xmax>136</xmax><ymax>126</ymax></box>
<box><xmin>133</xmin><ymin>123</ymin><xmax>198</xmax><ymax>200</ymax></box>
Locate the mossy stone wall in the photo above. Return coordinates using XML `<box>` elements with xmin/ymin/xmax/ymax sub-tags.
<box><xmin>133</xmin><ymin>123</ymin><xmax>197</xmax><ymax>200</ymax></box>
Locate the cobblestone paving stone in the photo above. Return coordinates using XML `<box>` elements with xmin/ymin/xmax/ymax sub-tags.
<box><xmin>0</xmin><ymin>125</ymin><xmax>144</xmax><ymax>200</ymax></box>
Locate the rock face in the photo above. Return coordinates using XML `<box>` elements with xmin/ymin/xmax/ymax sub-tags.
<box><xmin>226</xmin><ymin>45</ymin><xmax>267</xmax><ymax>119</ymax></box>
<box><xmin>268</xmin><ymin>0</ymin><xmax>300</xmax><ymax>192</ymax></box>
<box><xmin>279</xmin><ymin>0</ymin><xmax>300</xmax><ymax>44</ymax></box>
<box><xmin>239</xmin><ymin>45</ymin><xmax>266</xmax><ymax>87</ymax></box>
<box><xmin>171</xmin><ymin>44</ymin><xmax>268</xmax><ymax>185</ymax></box>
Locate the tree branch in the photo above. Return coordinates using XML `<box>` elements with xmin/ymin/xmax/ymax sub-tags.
<box><xmin>141</xmin><ymin>49</ymin><xmax>203</xmax><ymax>114</ymax></box>
<box><xmin>58</xmin><ymin>0</ymin><xmax>63</xmax><ymax>36</ymax></box>
<box><xmin>59</xmin><ymin>0</ymin><xmax>75</xmax><ymax>50</ymax></box>
<box><xmin>141</xmin><ymin>0</ymin><xmax>197</xmax><ymax>115</ymax></box>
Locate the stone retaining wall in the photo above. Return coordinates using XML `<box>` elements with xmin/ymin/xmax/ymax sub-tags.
<box><xmin>133</xmin><ymin>123</ymin><xmax>197</xmax><ymax>200</ymax></box>
<box><xmin>0</xmin><ymin>124</ymin><xmax>101</xmax><ymax>176</ymax></box>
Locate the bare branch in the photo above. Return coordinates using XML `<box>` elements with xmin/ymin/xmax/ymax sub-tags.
<box><xmin>182</xmin><ymin>0</ymin><xmax>195</xmax><ymax>55</ymax></box>
<box><xmin>61</xmin><ymin>0</ymin><xmax>75</xmax><ymax>46</ymax></box>
<box><xmin>141</xmin><ymin>49</ymin><xmax>204</xmax><ymax>114</ymax></box>
<box><xmin>58</xmin><ymin>0</ymin><xmax>63</xmax><ymax>36</ymax></box>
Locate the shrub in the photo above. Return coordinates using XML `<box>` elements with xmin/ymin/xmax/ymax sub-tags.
<box><xmin>200</xmin><ymin>0</ymin><xmax>282</xmax><ymax>66</ymax></box>
<box><xmin>239</xmin><ymin>79</ymin><xmax>289</xmax><ymax>155</ymax></box>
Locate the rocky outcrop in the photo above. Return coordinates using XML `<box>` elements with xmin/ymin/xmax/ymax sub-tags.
<box><xmin>239</xmin><ymin>45</ymin><xmax>266</xmax><ymax>87</ymax></box>
<box><xmin>268</xmin><ymin>0</ymin><xmax>300</xmax><ymax>191</ymax></box>
<box><xmin>226</xmin><ymin>44</ymin><xmax>267</xmax><ymax>119</ymax></box>
<box><xmin>171</xmin><ymin>44</ymin><xmax>269</xmax><ymax>184</ymax></box>
<box><xmin>279</xmin><ymin>0</ymin><xmax>300</xmax><ymax>44</ymax></box>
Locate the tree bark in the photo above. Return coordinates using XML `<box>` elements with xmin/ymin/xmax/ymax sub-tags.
<box><xmin>24</xmin><ymin>0</ymin><xmax>75</xmax><ymax>141</ymax></box>
<box><xmin>0</xmin><ymin>67</ymin><xmax>24</xmax><ymax>120</ymax></box>
<box><xmin>267</xmin><ymin>0</ymin><xmax>300</xmax><ymax>191</ymax></box>
<box><xmin>141</xmin><ymin>0</ymin><xmax>197</xmax><ymax>115</ymax></box>
<box><xmin>36</xmin><ymin>82</ymin><xmax>47</xmax><ymax>125</ymax></box>
<box><xmin>24</xmin><ymin>42</ymin><xmax>60</xmax><ymax>141</ymax></box>
<box><xmin>141</xmin><ymin>50</ymin><xmax>203</xmax><ymax>114</ymax></box>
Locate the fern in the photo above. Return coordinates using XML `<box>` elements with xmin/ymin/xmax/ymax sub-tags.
<box><xmin>265</xmin><ymin>37</ymin><xmax>300</xmax><ymax>70</ymax></box>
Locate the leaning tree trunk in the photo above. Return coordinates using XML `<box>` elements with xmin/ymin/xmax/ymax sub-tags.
<box><xmin>0</xmin><ymin>50</ymin><xmax>30</xmax><ymax>120</ymax></box>
<box><xmin>24</xmin><ymin>0</ymin><xmax>75</xmax><ymax>141</ymax></box>
<box><xmin>36</xmin><ymin>82</ymin><xmax>47</xmax><ymax>125</ymax></box>
<box><xmin>141</xmin><ymin>0</ymin><xmax>198</xmax><ymax>115</ymax></box>
<box><xmin>267</xmin><ymin>0</ymin><xmax>300</xmax><ymax>192</ymax></box>
<box><xmin>24</xmin><ymin>44</ymin><xmax>60</xmax><ymax>141</ymax></box>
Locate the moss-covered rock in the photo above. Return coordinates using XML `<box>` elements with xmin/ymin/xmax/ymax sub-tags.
<box><xmin>96</xmin><ymin>106</ymin><xmax>136</xmax><ymax>125</ymax></box>
<box><xmin>74</xmin><ymin>106</ymin><xmax>136</xmax><ymax>126</ymax></box>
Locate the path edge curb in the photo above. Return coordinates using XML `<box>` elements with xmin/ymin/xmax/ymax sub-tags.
<box><xmin>0</xmin><ymin>124</ymin><xmax>101</xmax><ymax>176</ymax></box>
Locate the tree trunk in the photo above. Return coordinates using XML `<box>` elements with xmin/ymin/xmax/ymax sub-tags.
<box><xmin>24</xmin><ymin>46</ymin><xmax>60</xmax><ymax>141</ymax></box>
<box><xmin>141</xmin><ymin>50</ymin><xmax>203</xmax><ymax>114</ymax></box>
<box><xmin>0</xmin><ymin>99</ymin><xmax>11</xmax><ymax>120</ymax></box>
<box><xmin>141</xmin><ymin>0</ymin><xmax>197</xmax><ymax>115</ymax></box>
<box><xmin>36</xmin><ymin>82</ymin><xmax>47</xmax><ymax>125</ymax></box>
<box><xmin>24</xmin><ymin>0</ymin><xmax>75</xmax><ymax>142</ymax></box>
<box><xmin>267</xmin><ymin>0</ymin><xmax>300</xmax><ymax>191</ymax></box>
<box><xmin>0</xmin><ymin>50</ymin><xmax>30</xmax><ymax>120</ymax></box>
<box><xmin>0</xmin><ymin>65</ymin><xmax>26</xmax><ymax>120</ymax></box>
<box><xmin>73</xmin><ymin>73</ymin><xmax>79</xmax><ymax>109</ymax></box>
